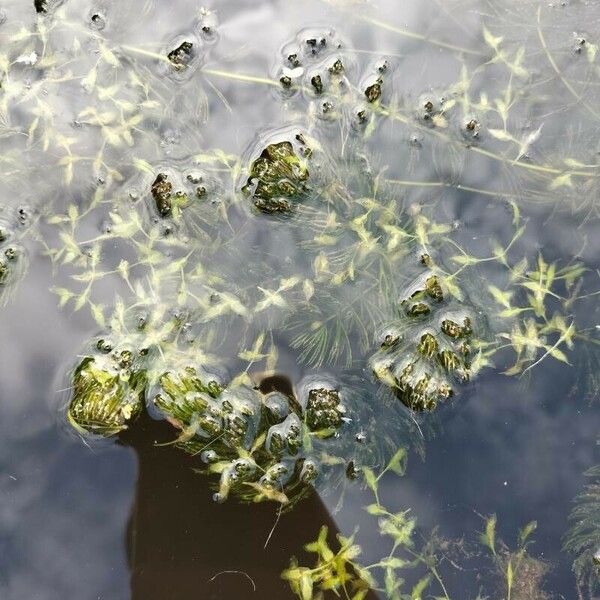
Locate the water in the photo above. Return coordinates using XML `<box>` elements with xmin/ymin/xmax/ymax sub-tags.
<box><xmin>0</xmin><ymin>0</ymin><xmax>599</xmax><ymax>598</ymax></box>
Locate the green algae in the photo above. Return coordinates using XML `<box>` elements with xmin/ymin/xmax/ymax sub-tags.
<box><xmin>242</xmin><ymin>138</ymin><xmax>311</xmax><ymax>214</ymax></box>
<box><xmin>68</xmin><ymin>342</ymin><xmax>147</xmax><ymax>436</ymax></box>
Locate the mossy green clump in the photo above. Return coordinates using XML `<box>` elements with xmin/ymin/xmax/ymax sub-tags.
<box><xmin>370</xmin><ymin>259</ymin><xmax>475</xmax><ymax>412</ymax></box>
<box><xmin>68</xmin><ymin>342</ymin><xmax>147</xmax><ymax>436</ymax></box>
<box><xmin>152</xmin><ymin>366</ymin><xmax>349</xmax><ymax>504</ymax></box>
<box><xmin>242</xmin><ymin>138</ymin><xmax>310</xmax><ymax>214</ymax></box>
<box><xmin>305</xmin><ymin>386</ymin><xmax>344</xmax><ymax>431</ymax></box>
<box><xmin>154</xmin><ymin>366</ymin><xmax>223</xmax><ymax>424</ymax></box>
<box><xmin>154</xmin><ymin>367</ymin><xmax>260</xmax><ymax>455</ymax></box>
<box><xmin>150</xmin><ymin>173</ymin><xmax>190</xmax><ymax>218</ymax></box>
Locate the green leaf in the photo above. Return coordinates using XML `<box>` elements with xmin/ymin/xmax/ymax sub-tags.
<box><xmin>518</xmin><ymin>520</ymin><xmax>537</xmax><ymax>547</ymax></box>
<box><xmin>451</xmin><ymin>254</ymin><xmax>478</xmax><ymax>266</ymax></box>
<box><xmin>482</xmin><ymin>25</ymin><xmax>503</xmax><ymax>49</ymax></box>
<box><xmin>488</xmin><ymin>285</ymin><xmax>512</xmax><ymax>308</ymax></box>
<box><xmin>548</xmin><ymin>346</ymin><xmax>570</xmax><ymax>364</ymax></box>
<box><xmin>411</xmin><ymin>575</ymin><xmax>431</xmax><ymax>599</ymax></box>
<box><xmin>480</xmin><ymin>514</ymin><xmax>497</xmax><ymax>555</ymax></box>
<box><xmin>90</xmin><ymin>302</ymin><xmax>105</xmax><ymax>327</ymax></box>
<box><xmin>384</xmin><ymin>566</ymin><xmax>398</xmax><ymax>597</ymax></box>
<box><xmin>365</xmin><ymin>504</ymin><xmax>388</xmax><ymax>516</ymax></box>
<box><xmin>549</xmin><ymin>173</ymin><xmax>572</xmax><ymax>190</ymax></box>
<box><xmin>363</xmin><ymin>467</ymin><xmax>378</xmax><ymax>495</ymax></box>
<box><xmin>387</xmin><ymin>447</ymin><xmax>408</xmax><ymax>476</ymax></box>
<box><xmin>379</xmin><ymin>557</ymin><xmax>409</xmax><ymax>569</ymax></box>
<box><xmin>488</xmin><ymin>128</ymin><xmax>513</xmax><ymax>141</ymax></box>
<box><xmin>299</xmin><ymin>571</ymin><xmax>313</xmax><ymax>600</ymax></box>
<box><xmin>499</xmin><ymin>307</ymin><xmax>528</xmax><ymax>318</ymax></box>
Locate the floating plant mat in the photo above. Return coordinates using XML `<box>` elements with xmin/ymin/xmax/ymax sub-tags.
<box><xmin>0</xmin><ymin>0</ymin><xmax>600</xmax><ymax>598</ymax></box>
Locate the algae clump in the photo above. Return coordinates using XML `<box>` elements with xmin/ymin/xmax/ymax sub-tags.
<box><xmin>67</xmin><ymin>342</ymin><xmax>147</xmax><ymax>436</ymax></box>
<box><xmin>242</xmin><ymin>138</ymin><xmax>310</xmax><ymax>214</ymax></box>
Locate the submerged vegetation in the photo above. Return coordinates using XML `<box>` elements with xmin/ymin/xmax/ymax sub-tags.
<box><xmin>0</xmin><ymin>0</ymin><xmax>599</xmax><ymax>596</ymax></box>
<box><xmin>283</xmin><ymin>448</ymin><xmax>549</xmax><ymax>600</ymax></box>
<box><xmin>564</xmin><ymin>462</ymin><xmax>600</xmax><ymax>599</ymax></box>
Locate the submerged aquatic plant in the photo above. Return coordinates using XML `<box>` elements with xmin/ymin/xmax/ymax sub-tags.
<box><xmin>284</xmin><ymin>448</ymin><xmax>550</xmax><ymax>600</ymax></box>
<box><xmin>564</xmin><ymin>463</ymin><xmax>600</xmax><ymax>599</ymax></box>
<box><xmin>282</xmin><ymin>525</ymin><xmax>373</xmax><ymax>600</ymax></box>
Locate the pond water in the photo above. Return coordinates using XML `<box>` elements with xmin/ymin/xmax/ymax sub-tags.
<box><xmin>0</xmin><ymin>0</ymin><xmax>599</xmax><ymax>599</ymax></box>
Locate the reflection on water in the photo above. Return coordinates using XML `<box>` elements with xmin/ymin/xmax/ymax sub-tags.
<box><xmin>0</xmin><ymin>0</ymin><xmax>599</xmax><ymax>598</ymax></box>
<box><xmin>122</xmin><ymin>412</ymin><xmax>380</xmax><ymax>600</ymax></box>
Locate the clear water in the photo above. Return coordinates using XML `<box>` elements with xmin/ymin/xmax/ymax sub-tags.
<box><xmin>0</xmin><ymin>0</ymin><xmax>599</xmax><ymax>598</ymax></box>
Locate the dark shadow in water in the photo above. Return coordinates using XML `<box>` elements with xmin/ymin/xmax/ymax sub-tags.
<box><xmin>120</xmin><ymin>410</ymin><xmax>378</xmax><ymax>600</ymax></box>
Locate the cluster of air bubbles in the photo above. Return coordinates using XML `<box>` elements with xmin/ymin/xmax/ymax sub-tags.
<box><xmin>417</xmin><ymin>93</ymin><xmax>443</xmax><ymax>125</ymax></box>
<box><xmin>409</xmin><ymin>132</ymin><xmax>423</xmax><ymax>147</ymax></box>
<box><xmin>275</xmin><ymin>27</ymin><xmax>351</xmax><ymax>96</ymax></box>
<box><xmin>0</xmin><ymin>223</ymin><xmax>20</xmax><ymax>288</ymax></box>
<box><xmin>119</xmin><ymin>161</ymin><xmax>220</xmax><ymax>241</ymax></box>
<box><xmin>274</xmin><ymin>28</ymin><xmax>395</xmax><ymax>134</ymax></box>
<box><xmin>169</xmin><ymin>40</ymin><xmax>195</xmax><ymax>68</ymax></box>
<box><xmin>360</xmin><ymin>58</ymin><xmax>389</xmax><ymax>104</ymax></box>
<box><xmin>88</xmin><ymin>10</ymin><xmax>106</xmax><ymax>31</ymax></box>
<box><xmin>0</xmin><ymin>206</ymin><xmax>32</xmax><ymax>304</ymax></box>
<box><xmin>571</xmin><ymin>31</ymin><xmax>595</xmax><ymax>58</ymax></box>
<box><xmin>158</xmin><ymin>36</ymin><xmax>203</xmax><ymax>82</ymax></box>
<box><xmin>154</xmin><ymin>9</ymin><xmax>219</xmax><ymax>81</ymax></box>
<box><xmin>573</xmin><ymin>34</ymin><xmax>586</xmax><ymax>53</ymax></box>
<box><xmin>148</xmin><ymin>367</ymin><xmax>353</xmax><ymax>503</ymax></box>
<box><xmin>264</xmin><ymin>391</ymin><xmax>292</xmax><ymax>423</ymax></box>
<box><xmin>197</xmin><ymin>7</ymin><xmax>219</xmax><ymax>43</ymax></box>
<box><xmin>296</xmin><ymin>375</ymin><xmax>347</xmax><ymax>434</ymax></box>
<box><xmin>17</xmin><ymin>205</ymin><xmax>33</xmax><ymax>226</ymax></box>
<box><xmin>351</xmin><ymin>56</ymin><xmax>393</xmax><ymax>130</ymax></box>
<box><xmin>411</xmin><ymin>89</ymin><xmax>485</xmax><ymax>142</ymax></box>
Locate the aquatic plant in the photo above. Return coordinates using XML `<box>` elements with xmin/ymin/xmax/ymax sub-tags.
<box><xmin>153</xmin><ymin>365</ymin><xmax>314</xmax><ymax>504</ymax></box>
<box><xmin>67</xmin><ymin>337</ymin><xmax>147</xmax><ymax>436</ymax></box>
<box><xmin>282</xmin><ymin>525</ymin><xmax>373</xmax><ymax>600</ymax></box>
<box><xmin>0</xmin><ymin>3</ymin><xmax>598</xmax><ymax>597</ymax></box>
<box><xmin>564</xmin><ymin>464</ymin><xmax>600</xmax><ymax>599</ymax></box>
<box><xmin>284</xmin><ymin>448</ymin><xmax>550</xmax><ymax>600</ymax></box>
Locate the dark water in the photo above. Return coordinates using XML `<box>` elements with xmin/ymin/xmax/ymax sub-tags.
<box><xmin>0</xmin><ymin>0</ymin><xmax>599</xmax><ymax>598</ymax></box>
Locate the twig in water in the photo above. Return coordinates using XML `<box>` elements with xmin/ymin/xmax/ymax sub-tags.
<box><xmin>208</xmin><ymin>570</ymin><xmax>256</xmax><ymax>592</ymax></box>
<box><xmin>264</xmin><ymin>495</ymin><xmax>284</xmax><ymax>549</ymax></box>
